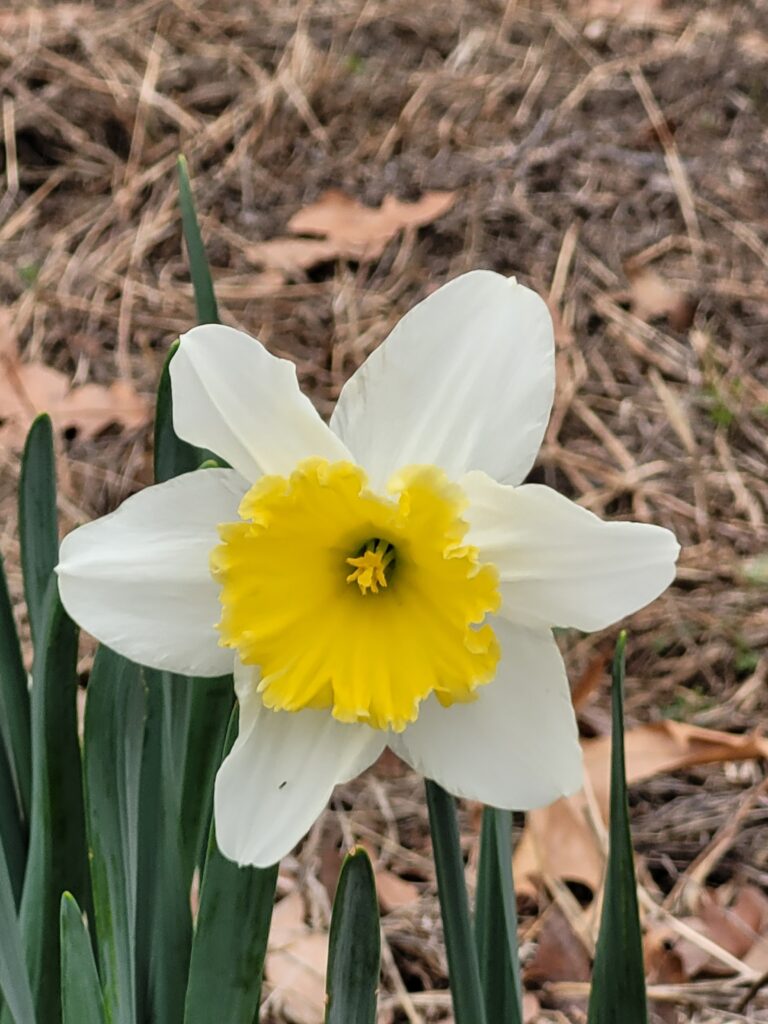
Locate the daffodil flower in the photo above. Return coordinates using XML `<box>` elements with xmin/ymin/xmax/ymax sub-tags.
<box><xmin>57</xmin><ymin>271</ymin><xmax>679</xmax><ymax>867</ymax></box>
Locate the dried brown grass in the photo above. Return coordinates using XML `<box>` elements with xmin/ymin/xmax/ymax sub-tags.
<box><xmin>1</xmin><ymin>1</ymin><xmax>767</xmax><ymax>1020</ymax></box>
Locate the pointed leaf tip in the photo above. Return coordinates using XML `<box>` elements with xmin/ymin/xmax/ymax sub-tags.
<box><xmin>587</xmin><ymin>634</ymin><xmax>648</xmax><ymax>1024</ymax></box>
<box><xmin>325</xmin><ymin>845</ymin><xmax>380</xmax><ymax>1024</ymax></box>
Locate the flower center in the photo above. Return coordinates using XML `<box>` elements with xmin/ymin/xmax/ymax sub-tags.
<box><xmin>346</xmin><ymin>539</ymin><xmax>395</xmax><ymax>595</ymax></box>
<box><xmin>211</xmin><ymin>458</ymin><xmax>500</xmax><ymax>731</ymax></box>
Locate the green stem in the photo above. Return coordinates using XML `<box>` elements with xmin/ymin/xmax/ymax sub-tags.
<box><xmin>425</xmin><ymin>780</ymin><xmax>488</xmax><ymax>1024</ymax></box>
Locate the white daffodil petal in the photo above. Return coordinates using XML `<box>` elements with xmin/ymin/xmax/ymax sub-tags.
<box><xmin>463</xmin><ymin>472</ymin><xmax>680</xmax><ymax>632</ymax></box>
<box><xmin>330</xmin><ymin>271</ymin><xmax>554</xmax><ymax>489</ymax></box>
<box><xmin>57</xmin><ymin>468</ymin><xmax>245</xmax><ymax>676</ymax></box>
<box><xmin>215</xmin><ymin>663</ymin><xmax>385</xmax><ymax>867</ymax></box>
<box><xmin>171</xmin><ymin>324</ymin><xmax>351</xmax><ymax>481</ymax></box>
<box><xmin>390</xmin><ymin>620</ymin><xmax>581</xmax><ymax>809</ymax></box>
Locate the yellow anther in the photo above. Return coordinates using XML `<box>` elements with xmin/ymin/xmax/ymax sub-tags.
<box><xmin>346</xmin><ymin>549</ymin><xmax>389</xmax><ymax>594</ymax></box>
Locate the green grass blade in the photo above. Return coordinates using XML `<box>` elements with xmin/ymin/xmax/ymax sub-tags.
<box><xmin>177</xmin><ymin>154</ymin><xmax>218</xmax><ymax>325</ymax></box>
<box><xmin>324</xmin><ymin>847</ymin><xmax>380</xmax><ymax>1024</ymax></box>
<box><xmin>59</xmin><ymin>893</ymin><xmax>107</xmax><ymax>1024</ymax></box>
<box><xmin>135</xmin><ymin>670</ymin><xmax>193</xmax><ymax>1024</ymax></box>
<box><xmin>19</xmin><ymin>582</ymin><xmax>90</xmax><ymax>1024</ymax></box>
<box><xmin>475</xmin><ymin>807</ymin><xmax>523</xmax><ymax>1024</ymax></box>
<box><xmin>19</xmin><ymin>414</ymin><xmax>58</xmax><ymax>650</ymax></box>
<box><xmin>0</xmin><ymin>552</ymin><xmax>31</xmax><ymax>828</ymax></box>
<box><xmin>425</xmin><ymin>780</ymin><xmax>488</xmax><ymax>1024</ymax></box>
<box><xmin>184</xmin><ymin>708</ymin><xmax>277</xmax><ymax>1024</ymax></box>
<box><xmin>0</xmin><ymin>838</ymin><xmax>34</xmax><ymax>1024</ymax></box>
<box><xmin>587</xmin><ymin>632</ymin><xmax>648</xmax><ymax>1024</ymax></box>
<box><xmin>83</xmin><ymin>647</ymin><xmax>144</xmax><ymax>1024</ymax></box>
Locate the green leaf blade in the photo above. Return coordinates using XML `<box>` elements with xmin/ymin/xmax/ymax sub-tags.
<box><xmin>475</xmin><ymin>807</ymin><xmax>523</xmax><ymax>1024</ymax></box>
<box><xmin>154</xmin><ymin>342</ymin><xmax>213</xmax><ymax>484</ymax></box>
<box><xmin>59</xmin><ymin>893</ymin><xmax>107</xmax><ymax>1024</ymax></box>
<box><xmin>19</xmin><ymin>414</ymin><xmax>58</xmax><ymax>650</ymax></box>
<box><xmin>0</xmin><ymin>838</ymin><xmax>35</xmax><ymax>1024</ymax></box>
<box><xmin>83</xmin><ymin>647</ymin><xmax>145</xmax><ymax>1024</ymax></box>
<box><xmin>19</xmin><ymin>583</ymin><xmax>90</xmax><ymax>1024</ymax></box>
<box><xmin>587</xmin><ymin>632</ymin><xmax>648</xmax><ymax>1024</ymax></box>
<box><xmin>324</xmin><ymin>847</ymin><xmax>380</xmax><ymax>1024</ymax></box>
<box><xmin>184</xmin><ymin>709</ymin><xmax>277</xmax><ymax>1024</ymax></box>
<box><xmin>135</xmin><ymin>670</ymin><xmax>193</xmax><ymax>1024</ymax></box>
<box><xmin>0</xmin><ymin>552</ymin><xmax>31</xmax><ymax>830</ymax></box>
<box><xmin>177</xmin><ymin>674</ymin><xmax>233</xmax><ymax>884</ymax></box>
<box><xmin>425</xmin><ymin>780</ymin><xmax>488</xmax><ymax>1024</ymax></box>
<box><xmin>177</xmin><ymin>155</ymin><xmax>219</xmax><ymax>325</ymax></box>
<box><xmin>0</xmin><ymin>738</ymin><xmax>25</xmax><ymax>910</ymax></box>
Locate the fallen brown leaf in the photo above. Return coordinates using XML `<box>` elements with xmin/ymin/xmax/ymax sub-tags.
<box><xmin>646</xmin><ymin>887</ymin><xmax>768</xmax><ymax>984</ymax></box>
<box><xmin>626</xmin><ymin>267</ymin><xmax>696</xmax><ymax>331</ymax></box>
<box><xmin>574</xmin><ymin>0</ymin><xmax>674</xmax><ymax>25</ymax></box>
<box><xmin>524</xmin><ymin>905</ymin><xmax>592</xmax><ymax>986</ymax></box>
<box><xmin>289</xmin><ymin>189</ymin><xmax>456</xmax><ymax>249</ymax></box>
<box><xmin>266</xmin><ymin>892</ymin><xmax>328</xmax><ymax>1024</ymax></box>
<box><xmin>0</xmin><ymin>314</ymin><xmax>149</xmax><ymax>448</ymax></box>
<box><xmin>248</xmin><ymin>189</ymin><xmax>456</xmax><ymax>272</ymax></box>
<box><xmin>586</xmin><ymin>723</ymin><xmax>768</xmax><ymax>812</ymax></box>
<box><xmin>515</xmin><ymin>722</ymin><xmax>768</xmax><ymax>894</ymax></box>
<box><xmin>645</xmin><ymin>921</ymin><xmax>720</xmax><ymax>983</ymax></box>
<box><xmin>516</xmin><ymin>794</ymin><xmax>605</xmax><ymax>895</ymax></box>
<box><xmin>571</xmin><ymin>649</ymin><xmax>610</xmax><ymax>711</ymax></box>
<box><xmin>698</xmin><ymin>886</ymin><xmax>768</xmax><ymax>964</ymax></box>
<box><xmin>522</xmin><ymin>992</ymin><xmax>541</xmax><ymax>1022</ymax></box>
<box><xmin>375</xmin><ymin>869</ymin><xmax>420</xmax><ymax>913</ymax></box>
<box><xmin>245</xmin><ymin>237</ymin><xmax>341</xmax><ymax>274</ymax></box>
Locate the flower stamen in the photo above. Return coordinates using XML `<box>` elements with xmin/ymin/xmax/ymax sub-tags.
<box><xmin>346</xmin><ymin>539</ymin><xmax>395</xmax><ymax>595</ymax></box>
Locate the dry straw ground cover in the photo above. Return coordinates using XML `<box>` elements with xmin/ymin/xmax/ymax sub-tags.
<box><xmin>1</xmin><ymin>1</ymin><xmax>767</xmax><ymax>1021</ymax></box>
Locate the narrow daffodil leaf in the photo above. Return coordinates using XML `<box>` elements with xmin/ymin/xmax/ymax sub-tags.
<box><xmin>135</xmin><ymin>670</ymin><xmax>192</xmax><ymax>1024</ymax></box>
<box><xmin>425</xmin><ymin>780</ymin><xmax>488</xmax><ymax>1024</ymax></box>
<box><xmin>177</xmin><ymin>154</ymin><xmax>219</xmax><ymax>325</ymax></box>
<box><xmin>0</xmin><ymin>552</ymin><xmax>31</xmax><ymax>831</ymax></box>
<box><xmin>0</xmin><ymin>739</ymin><xmax>24</xmax><ymax>910</ymax></box>
<box><xmin>154</xmin><ymin>341</ymin><xmax>214</xmax><ymax>484</ymax></box>
<box><xmin>19</xmin><ymin>582</ymin><xmax>90</xmax><ymax>1024</ymax></box>
<box><xmin>324</xmin><ymin>847</ymin><xmax>380</xmax><ymax>1024</ymax></box>
<box><xmin>83</xmin><ymin>646</ymin><xmax>144</xmax><ymax>1024</ymax></box>
<box><xmin>475</xmin><ymin>807</ymin><xmax>523</xmax><ymax>1024</ymax></box>
<box><xmin>0</xmin><ymin>838</ymin><xmax>34</xmax><ymax>1024</ymax></box>
<box><xmin>587</xmin><ymin>632</ymin><xmax>648</xmax><ymax>1024</ymax></box>
<box><xmin>176</xmin><ymin>675</ymin><xmax>233</xmax><ymax>884</ymax></box>
<box><xmin>59</xmin><ymin>893</ymin><xmax>107</xmax><ymax>1024</ymax></box>
<box><xmin>157</xmin><ymin>165</ymin><xmax>232</xmax><ymax>884</ymax></box>
<box><xmin>19</xmin><ymin>414</ymin><xmax>58</xmax><ymax>650</ymax></box>
<box><xmin>184</xmin><ymin>708</ymin><xmax>277</xmax><ymax>1024</ymax></box>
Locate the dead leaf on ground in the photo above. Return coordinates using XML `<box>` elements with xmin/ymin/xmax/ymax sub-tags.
<box><xmin>375</xmin><ymin>869</ymin><xmax>420</xmax><ymax>913</ymax></box>
<box><xmin>243</xmin><ymin>238</ymin><xmax>341</xmax><ymax>274</ymax></box>
<box><xmin>625</xmin><ymin>267</ymin><xmax>696</xmax><ymax>331</ymax></box>
<box><xmin>574</xmin><ymin>0</ymin><xmax>680</xmax><ymax>27</ymax></box>
<box><xmin>646</xmin><ymin>886</ymin><xmax>768</xmax><ymax>983</ymax></box>
<box><xmin>515</xmin><ymin>722</ymin><xmax>768</xmax><ymax>894</ymax></box>
<box><xmin>248</xmin><ymin>190</ymin><xmax>456</xmax><ymax>272</ymax></box>
<box><xmin>644</xmin><ymin>926</ymin><xmax>694</xmax><ymax>984</ymax></box>
<box><xmin>523</xmin><ymin>992</ymin><xmax>541</xmax><ymax>1022</ymax></box>
<box><xmin>265</xmin><ymin>891</ymin><xmax>328</xmax><ymax>1024</ymax></box>
<box><xmin>698</xmin><ymin>886</ymin><xmax>768</xmax><ymax>967</ymax></box>
<box><xmin>0</xmin><ymin>312</ymin><xmax>149</xmax><ymax>448</ymax></box>
<box><xmin>571</xmin><ymin>649</ymin><xmax>611</xmax><ymax>711</ymax></box>
<box><xmin>524</xmin><ymin>905</ymin><xmax>592</xmax><ymax>986</ymax></box>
